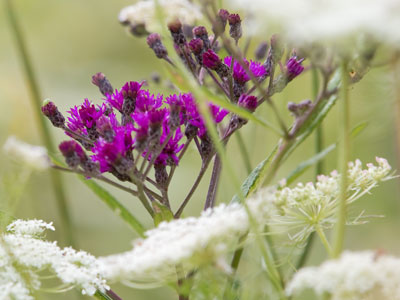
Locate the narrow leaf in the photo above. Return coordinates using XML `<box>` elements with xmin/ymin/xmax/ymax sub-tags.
<box><xmin>50</xmin><ymin>155</ymin><xmax>146</xmax><ymax>237</ymax></box>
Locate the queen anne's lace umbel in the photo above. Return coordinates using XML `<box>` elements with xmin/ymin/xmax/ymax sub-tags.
<box><xmin>0</xmin><ymin>220</ymin><xmax>108</xmax><ymax>298</ymax></box>
<box><xmin>99</xmin><ymin>203</ymin><xmax>249</xmax><ymax>283</ymax></box>
<box><xmin>286</xmin><ymin>250</ymin><xmax>400</xmax><ymax>300</ymax></box>
<box><xmin>248</xmin><ymin>157</ymin><xmax>394</xmax><ymax>243</ymax></box>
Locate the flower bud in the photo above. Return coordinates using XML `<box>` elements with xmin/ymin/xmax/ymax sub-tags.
<box><xmin>228</xmin><ymin>13</ymin><xmax>242</xmax><ymax>42</ymax></box>
<box><xmin>168</xmin><ymin>19</ymin><xmax>186</xmax><ymax>46</ymax></box>
<box><xmin>193</xmin><ymin>26</ymin><xmax>210</xmax><ymax>49</ymax></box>
<box><xmin>41</xmin><ymin>100</ymin><xmax>65</xmax><ymax>128</ymax></box>
<box><xmin>91</xmin><ymin>73</ymin><xmax>114</xmax><ymax>96</ymax></box>
<box><xmin>59</xmin><ymin>140</ymin><xmax>87</xmax><ymax>169</ymax></box>
<box><xmin>213</xmin><ymin>9</ymin><xmax>229</xmax><ymax>35</ymax></box>
<box><xmin>146</xmin><ymin>33</ymin><xmax>168</xmax><ymax>59</ymax></box>
<box><xmin>202</xmin><ymin>49</ymin><xmax>229</xmax><ymax>78</ymax></box>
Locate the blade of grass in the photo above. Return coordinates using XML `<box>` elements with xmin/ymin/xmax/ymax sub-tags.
<box><xmin>5</xmin><ymin>0</ymin><xmax>74</xmax><ymax>246</ymax></box>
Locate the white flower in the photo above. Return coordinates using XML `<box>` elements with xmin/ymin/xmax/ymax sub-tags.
<box><xmin>6</xmin><ymin>219</ymin><xmax>55</xmax><ymax>236</ymax></box>
<box><xmin>287</xmin><ymin>250</ymin><xmax>400</xmax><ymax>300</ymax></box>
<box><xmin>229</xmin><ymin>0</ymin><xmax>400</xmax><ymax>49</ymax></box>
<box><xmin>3</xmin><ymin>136</ymin><xmax>50</xmax><ymax>171</ymax></box>
<box><xmin>248</xmin><ymin>157</ymin><xmax>394</xmax><ymax>243</ymax></box>
<box><xmin>99</xmin><ymin>203</ymin><xmax>250</xmax><ymax>284</ymax></box>
<box><xmin>0</xmin><ymin>219</ymin><xmax>108</xmax><ymax>297</ymax></box>
<box><xmin>119</xmin><ymin>0</ymin><xmax>202</xmax><ymax>32</ymax></box>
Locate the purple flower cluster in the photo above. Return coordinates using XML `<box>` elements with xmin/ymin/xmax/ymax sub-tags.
<box><xmin>47</xmin><ymin>80</ymin><xmax>230</xmax><ymax>179</ymax></box>
<box><xmin>224</xmin><ymin>56</ymin><xmax>267</xmax><ymax>84</ymax></box>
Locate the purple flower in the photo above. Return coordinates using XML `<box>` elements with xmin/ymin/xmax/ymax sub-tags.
<box><xmin>92</xmin><ymin>125</ymin><xmax>134</xmax><ymax>173</ymax></box>
<box><xmin>209</xmin><ymin>103</ymin><xmax>229</xmax><ymax>123</ymax></box>
<box><xmin>286</xmin><ymin>56</ymin><xmax>304</xmax><ymax>80</ymax></box>
<box><xmin>67</xmin><ymin>99</ymin><xmax>105</xmax><ymax>130</ymax></box>
<box><xmin>133</xmin><ymin>112</ymin><xmax>150</xmax><ymax>150</ymax></box>
<box><xmin>135</xmin><ymin>90</ymin><xmax>163</xmax><ymax>113</ymax></box>
<box><xmin>121</xmin><ymin>81</ymin><xmax>144</xmax><ymax>100</ymax></box>
<box><xmin>224</xmin><ymin>56</ymin><xmax>267</xmax><ymax>84</ymax></box>
<box><xmin>105</xmin><ymin>89</ymin><xmax>124</xmax><ymax>112</ymax></box>
<box><xmin>238</xmin><ymin>94</ymin><xmax>258</xmax><ymax>112</ymax></box>
<box><xmin>96</xmin><ymin>113</ymin><xmax>119</xmax><ymax>142</ymax></box>
<box><xmin>155</xmin><ymin>127</ymin><xmax>184</xmax><ymax>166</ymax></box>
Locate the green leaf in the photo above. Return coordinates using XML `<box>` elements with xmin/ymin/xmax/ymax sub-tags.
<box><xmin>285</xmin><ymin>121</ymin><xmax>368</xmax><ymax>186</ymax></box>
<box><xmin>49</xmin><ymin>155</ymin><xmax>146</xmax><ymax>237</ymax></box>
<box><xmin>231</xmin><ymin>145</ymin><xmax>278</xmax><ymax>203</ymax></box>
<box><xmin>80</xmin><ymin>178</ymin><xmax>146</xmax><ymax>237</ymax></box>
<box><xmin>94</xmin><ymin>291</ymin><xmax>113</xmax><ymax>300</ymax></box>
<box><xmin>153</xmin><ymin>202</ymin><xmax>174</xmax><ymax>227</ymax></box>
<box><xmin>285</xmin><ymin>143</ymin><xmax>336</xmax><ymax>186</ymax></box>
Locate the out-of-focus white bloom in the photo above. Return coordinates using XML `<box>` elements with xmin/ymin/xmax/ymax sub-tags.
<box><xmin>248</xmin><ymin>157</ymin><xmax>394</xmax><ymax>243</ymax></box>
<box><xmin>119</xmin><ymin>0</ymin><xmax>202</xmax><ymax>32</ymax></box>
<box><xmin>229</xmin><ymin>0</ymin><xmax>400</xmax><ymax>48</ymax></box>
<box><xmin>287</xmin><ymin>250</ymin><xmax>400</xmax><ymax>299</ymax></box>
<box><xmin>6</xmin><ymin>219</ymin><xmax>55</xmax><ymax>236</ymax></box>
<box><xmin>0</xmin><ymin>219</ymin><xmax>108</xmax><ymax>298</ymax></box>
<box><xmin>3</xmin><ymin>136</ymin><xmax>50</xmax><ymax>171</ymax></box>
<box><xmin>99</xmin><ymin>203</ymin><xmax>250</xmax><ymax>283</ymax></box>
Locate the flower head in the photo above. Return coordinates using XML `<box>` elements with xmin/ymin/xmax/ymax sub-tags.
<box><xmin>286</xmin><ymin>56</ymin><xmax>304</xmax><ymax>80</ymax></box>
<box><xmin>1</xmin><ymin>219</ymin><xmax>108</xmax><ymax>297</ymax></box>
<box><xmin>287</xmin><ymin>251</ymin><xmax>400</xmax><ymax>300</ymax></box>
<box><xmin>224</xmin><ymin>56</ymin><xmax>267</xmax><ymax>84</ymax></box>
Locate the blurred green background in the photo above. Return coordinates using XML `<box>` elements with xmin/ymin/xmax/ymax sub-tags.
<box><xmin>1</xmin><ymin>1</ymin><xmax>399</xmax><ymax>299</ymax></box>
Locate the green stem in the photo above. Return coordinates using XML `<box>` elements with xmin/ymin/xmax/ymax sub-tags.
<box><xmin>235</xmin><ymin>131</ymin><xmax>252</xmax><ymax>174</ymax></box>
<box><xmin>295</xmin><ymin>67</ymin><xmax>321</xmax><ymax>269</ymax></box>
<box><xmin>316</xmin><ymin>225</ymin><xmax>333</xmax><ymax>258</ymax></box>
<box><xmin>5</xmin><ymin>0</ymin><xmax>74</xmax><ymax>246</ymax></box>
<box><xmin>332</xmin><ymin>60</ymin><xmax>350</xmax><ymax>258</ymax></box>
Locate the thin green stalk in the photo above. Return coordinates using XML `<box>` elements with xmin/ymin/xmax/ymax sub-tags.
<box><xmin>5</xmin><ymin>0</ymin><xmax>74</xmax><ymax>246</ymax></box>
<box><xmin>235</xmin><ymin>131</ymin><xmax>252</xmax><ymax>174</ymax></box>
<box><xmin>332</xmin><ymin>60</ymin><xmax>350</xmax><ymax>258</ymax></box>
<box><xmin>296</xmin><ymin>67</ymin><xmax>321</xmax><ymax>269</ymax></box>
<box><xmin>316</xmin><ymin>225</ymin><xmax>333</xmax><ymax>258</ymax></box>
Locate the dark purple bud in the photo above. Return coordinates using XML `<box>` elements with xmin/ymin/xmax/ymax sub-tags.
<box><xmin>213</xmin><ymin>9</ymin><xmax>229</xmax><ymax>34</ymax></box>
<box><xmin>255</xmin><ymin>41</ymin><xmax>269</xmax><ymax>61</ymax></box>
<box><xmin>203</xmin><ymin>49</ymin><xmax>229</xmax><ymax>78</ymax></box>
<box><xmin>228</xmin><ymin>13</ymin><xmax>242</xmax><ymax>42</ymax></box>
<box><xmin>168</xmin><ymin>19</ymin><xmax>186</xmax><ymax>45</ymax></box>
<box><xmin>129</xmin><ymin>23</ymin><xmax>149</xmax><ymax>37</ymax></box>
<box><xmin>189</xmin><ymin>38</ymin><xmax>204</xmax><ymax>55</ymax></box>
<box><xmin>193</xmin><ymin>26</ymin><xmax>210</xmax><ymax>49</ymax></box>
<box><xmin>238</xmin><ymin>94</ymin><xmax>258</xmax><ymax>112</ymax></box>
<box><xmin>91</xmin><ymin>73</ymin><xmax>114</xmax><ymax>96</ymax></box>
<box><xmin>202</xmin><ymin>49</ymin><xmax>221</xmax><ymax>69</ymax></box>
<box><xmin>189</xmin><ymin>38</ymin><xmax>205</xmax><ymax>65</ymax></box>
<box><xmin>286</xmin><ymin>56</ymin><xmax>305</xmax><ymax>81</ymax></box>
<box><xmin>59</xmin><ymin>140</ymin><xmax>86</xmax><ymax>168</ymax></box>
<box><xmin>146</xmin><ymin>33</ymin><xmax>168</xmax><ymax>59</ymax></box>
<box><xmin>154</xmin><ymin>163</ymin><xmax>168</xmax><ymax>187</ymax></box>
<box><xmin>41</xmin><ymin>100</ymin><xmax>65</xmax><ymax>128</ymax></box>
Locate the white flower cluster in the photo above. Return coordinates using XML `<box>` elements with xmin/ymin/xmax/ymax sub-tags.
<box><xmin>0</xmin><ymin>219</ymin><xmax>108</xmax><ymax>298</ymax></box>
<box><xmin>3</xmin><ymin>136</ymin><xmax>50</xmax><ymax>171</ymax></box>
<box><xmin>99</xmin><ymin>203</ymin><xmax>250</xmax><ymax>283</ymax></box>
<box><xmin>119</xmin><ymin>0</ymin><xmax>202</xmax><ymax>32</ymax></box>
<box><xmin>230</xmin><ymin>0</ymin><xmax>400</xmax><ymax>49</ymax></box>
<box><xmin>251</xmin><ymin>157</ymin><xmax>394</xmax><ymax>243</ymax></box>
<box><xmin>287</xmin><ymin>250</ymin><xmax>400</xmax><ymax>300</ymax></box>
<box><xmin>99</xmin><ymin>158</ymin><xmax>393</xmax><ymax>285</ymax></box>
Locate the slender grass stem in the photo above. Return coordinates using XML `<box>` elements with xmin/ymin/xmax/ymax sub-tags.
<box><xmin>5</xmin><ymin>0</ymin><xmax>74</xmax><ymax>246</ymax></box>
<box><xmin>332</xmin><ymin>60</ymin><xmax>350</xmax><ymax>258</ymax></box>
<box><xmin>235</xmin><ymin>131</ymin><xmax>252</xmax><ymax>174</ymax></box>
<box><xmin>295</xmin><ymin>67</ymin><xmax>321</xmax><ymax>269</ymax></box>
<box><xmin>204</xmin><ymin>155</ymin><xmax>222</xmax><ymax>209</ymax></box>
